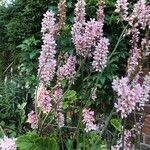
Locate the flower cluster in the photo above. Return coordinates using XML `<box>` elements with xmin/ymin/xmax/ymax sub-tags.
<box><xmin>53</xmin><ymin>87</ymin><xmax>64</xmax><ymax>128</ymax></box>
<box><xmin>129</xmin><ymin>0</ymin><xmax>149</xmax><ymax>29</ymax></box>
<box><xmin>36</xmin><ymin>9</ymin><xmax>66</xmax><ymax>128</ymax></box>
<box><xmin>127</xmin><ymin>0</ymin><xmax>150</xmax><ymax>76</ymax></box>
<box><xmin>55</xmin><ymin>112</ymin><xmax>64</xmax><ymax>128</ymax></box>
<box><xmin>73</xmin><ymin>0</ymin><xmax>85</xmax><ymax>24</ymax></box>
<box><xmin>127</xmin><ymin>26</ymin><xmax>140</xmax><ymax>76</ymax></box>
<box><xmin>127</xmin><ymin>47</ymin><xmax>141</xmax><ymax>76</ymax></box>
<box><xmin>38</xmin><ymin>10</ymin><xmax>56</xmax><ymax>83</ymax></box>
<box><xmin>37</xmin><ymin>84</ymin><xmax>52</xmax><ymax>113</ymax></box>
<box><xmin>71</xmin><ymin>0</ymin><xmax>85</xmax><ymax>56</ymax></box>
<box><xmin>97</xmin><ymin>1</ymin><xmax>105</xmax><ymax>23</ymax></box>
<box><xmin>92</xmin><ymin>37</ymin><xmax>109</xmax><ymax>72</ymax></box>
<box><xmin>139</xmin><ymin>73</ymin><xmax>150</xmax><ymax>108</ymax></box>
<box><xmin>53</xmin><ymin>87</ymin><xmax>63</xmax><ymax>103</ymax></box>
<box><xmin>84</xmin><ymin>19</ymin><xmax>104</xmax><ymax>47</ymax></box>
<box><xmin>115</xmin><ymin>0</ymin><xmax>129</xmax><ymax>21</ymax></box>
<box><xmin>75</xmin><ymin>19</ymin><xmax>104</xmax><ymax>57</ymax></box>
<box><xmin>41</xmin><ymin>10</ymin><xmax>56</xmax><ymax>34</ymax></box>
<box><xmin>36</xmin><ymin>84</ymin><xmax>65</xmax><ymax>127</ymax></box>
<box><xmin>72</xmin><ymin>0</ymin><xmax>106</xmax><ymax>57</ymax></box>
<box><xmin>72</xmin><ymin>0</ymin><xmax>109</xmax><ymax>72</ymax></box>
<box><xmin>27</xmin><ymin>111</ymin><xmax>38</xmax><ymax>129</ymax></box>
<box><xmin>112</xmin><ymin>77</ymin><xmax>143</xmax><ymax>118</ymax></box>
<box><xmin>82</xmin><ymin>108</ymin><xmax>98</xmax><ymax>132</ymax></box>
<box><xmin>111</xmin><ymin>129</ymin><xmax>134</xmax><ymax>150</ymax></box>
<box><xmin>57</xmin><ymin>56</ymin><xmax>76</xmax><ymax>81</ymax></box>
<box><xmin>0</xmin><ymin>136</ymin><xmax>16</xmax><ymax>150</ymax></box>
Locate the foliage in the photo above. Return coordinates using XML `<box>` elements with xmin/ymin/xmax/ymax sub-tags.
<box><xmin>111</xmin><ymin>118</ymin><xmax>122</xmax><ymax>132</ymax></box>
<box><xmin>16</xmin><ymin>132</ymin><xmax>59</xmax><ymax>150</ymax></box>
<box><xmin>0</xmin><ymin>0</ymin><xmax>58</xmax><ymax>75</ymax></box>
<box><xmin>17</xmin><ymin>36</ymin><xmax>40</xmax><ymax>97</ymax></box>
<box><xmin>0</xmin><ymin>77</ymin><xmax>27</xmax><ymax>136</ymax></box>
<box><xmin>0</xmin><ymin>0</ymin><xmax>149</xmax><ymax>150</ymax></box>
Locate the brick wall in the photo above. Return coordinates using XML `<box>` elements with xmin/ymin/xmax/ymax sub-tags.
<box><xmin>142</xmin><ymin>61</ymin><xmax>150</xmax><ymax>145</ymax></box>
<box><xmin>143</xmin><ymin>110</ymin><xmax>150</xmax><ymax>144</ymax></box>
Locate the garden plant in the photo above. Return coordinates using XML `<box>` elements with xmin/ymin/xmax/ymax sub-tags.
<box><xmin>0</xmin><ymin>0</ymin><xmax>150</xmax><ymax>150</ymax></box>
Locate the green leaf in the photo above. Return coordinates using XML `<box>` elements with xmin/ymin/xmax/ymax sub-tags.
<box><xmin>65</xmin><ymin>139</ymin><xmax>73</xmax><ymax>150</ymax></box>
<box><xmin>66</xmin><ymin>1</ymin><xmax>73</xmax><ymax>8</ymax></box>
<box><xmin>17</xmin><ymin>102</ymin><xmax>27</xmax><ymax>110</ymax></box>
<box><xmin>16</xmin><ymin>132</ymin><xmax>59</xmax><ymax>150</ymax></box>
<box><xmin>62</xmin><ymin>90</ymin><xmax>77</xmax><ymax>109</ymax></box>
<box><xmin>64</xmin><ymin>90</ymin><xmax>77</xmax><ymax>100</ymax></box>
<box><xmin>111</xmin><ymin>119</ymin><xmax>122</xmax><ymax>132</ymax></box>
<box><xmin>16</xmin><ymin>133</ymin><xmax>37</xmax><ymax>150</ymax></box>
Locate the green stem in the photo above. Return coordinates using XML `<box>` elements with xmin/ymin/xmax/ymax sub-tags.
<box><xmin>107</xmin><ymin>24</ymin><xmax>128</xmax><ymax>61</ymax></box>
<box><xmin>39</xmin><ymin>113</ymin><xmax>50</xmax><ymax>135</ymax></box>
<box><xmin>122</xmin><ymin>119</ymin><xmax>126</xmax><ymax>150</ymax></box>
<box><xmin>0</xmin><ymin>126</ymin><xmax>5</xmax><ymax>137</ymax></box>
<box><xmin>72</xmin><ymin>109</ymin><xmax>82</xmax><ymax>149</ymax></box>
<box><xmin>59</xmin><ymin>128</ymin><xmax>64</xmax><ymax>150</ymax></box>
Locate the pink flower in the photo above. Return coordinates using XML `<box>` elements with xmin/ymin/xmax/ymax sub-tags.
<box><xmin>139</xmin><ymin>73</ymin><xmax>150</xmax><ymax>109</ymax></box>
<box><xmin>97</xmin><ymin>1</ymin><xmax>105</xmax><ymax>23</ymax></box>
<box><xmin>0</xmin><ymin>136</ymin><xmax>16</xmax><ymax>150</ymax></box>
<box><xmin>53</xmin><ymin>87</ymin><xmax>63</xmax><ymax>103</ymax></box>
<box><xmin>129</xmin><ymin>0</ymin><xmax>149</xmax><ymax>29</ymax></box>
<box><xmin>57</xmin><ymin>55</ymin><xmax>76</xmax><ymax>81</ymax></box>
<box><xmin>72</xmin><ymin>19</ymin><xmax>104</xmax><ymax>57</ymax></box>
<box><xmin>73</xmin><ymin>0</ymin><xmax>86</xmax><ymax>24</ymax></box>
<box><xmin>82</xmin><ymin>108</ymin><xmax>98</xmax><ymax>132</ymax></box>
<box><xmin>27</xmin><ymin>111</ymin><xmax>38</xmax><ymax>129</ymax></box>
<box><xmin>41</xmin><ymin>10</ymin><xmax>56</xmax><ymax>34</ymax></box>
<box><xmin>127</xmin><ymin>27</ymin><xmax>140</xmax><ymax>76</ymax></box>
<box><xmin>37</xmin><ymin>84</ymin><xmax>52</xmax><ymax>113</ymax></box>
<box><xmin>55</xmin><ymin>112</ymin><xmax>64</xmax><ymax>128</ymax></box>
<box><xmin>71</xmin><ymin>0</ymin><xmax>86</xmax><ymax>57</ymax></box>
<box><xmin>112</xmin><ymin>77</ymin><xmax>143</xmax><ymax>118</ymax></box>
<box><xmin>92</xmin><ymin>37</ymin><xmax>109</xmax><ymax>72</ymax></box>
<box><xmin>84</xmin><ymin>19</ymin><xmax>104</xmax><ymax>47</ymax></box>
<box><xmin>72</xmin><ymin>0</ymin><xmax>106</xmax><ymax>57</ymax></box>
<box><xmin>127</xmin><ymin>47</ymin><xmax>140</xmax><ymax>76</ymax></box>
<box><xmin>38</xmin><ymin>10</ymin><xmax>56</xmax><ymax>83</ymax></box>
<box><xmin>53</xmin><ymin>87</ymin><xmax>64</xmax><ymax>128</ymax></box>
<box><xmin>115</xmin><ymin>0</ymin><xmax>129</xmax><ymax>21</ymax></box>
<box><xmin>111</xmin><ymin>129</ymin><xmax>134</xmax><ymax>150</ymax></box>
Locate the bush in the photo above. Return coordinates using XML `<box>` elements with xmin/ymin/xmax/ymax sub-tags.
<box><xmin>0</xmin><ymin>0</ymin><xmax>149</xmax><ymax>150</ymax></box>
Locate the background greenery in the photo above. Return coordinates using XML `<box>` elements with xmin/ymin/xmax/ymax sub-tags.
<box><xmin>0</xmin><ymin>0</ymin><xmax>130</xmax><ymax>145</ymax></box>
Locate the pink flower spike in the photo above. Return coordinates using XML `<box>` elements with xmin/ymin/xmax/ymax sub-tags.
<box><xmin>115</xmin><ymin>0</ymin><xmax>129</xmax><ymax>21</ymax></box>
<box><xmin>112</xmin><ymin>77</ymin><xmax>143</xmax><ymax>118</ymax></box>
<box><xmin>37</xmin><ymin>84</ymin><xmax>52</xmax><ymax>113</ymax></box>
<box><xmin>57</xmin><ymin>55</ymin><xmax>76</xmax><ymax>81</ymax></box>
<box><xmin>27</xmin><ymin>111</ymin><xmax>38</xmax><ymax>129</ymax></box>
<box><xmin>38</xmin><ymin>10</ymin><xmax>57</xmax><ymax>84</ymax></box>
<box><xmin>82</xmin><ymin>108</ymin><xmax>98</xmax><ymax>132</ymax></box>
<box><xmin>92</xmin><ymin>37</ymin><xmax>109</xmax><ymax>72</ymax></box>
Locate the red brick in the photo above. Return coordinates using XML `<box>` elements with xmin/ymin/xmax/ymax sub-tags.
<box><xmin>144</xmin><ymin>115</ymin><xmax>150</xmax><ymax>125</ymax></box>
<box><xmin>143</xmin><ymin>134</ymin><xmax>150</xmax><ymax>144</ymax></box>
<box><xmin>142</xmin><ymin>125</ymin><xmax>150</xmax><ymax>134</ymax></box>
<box><xmin>142</xmin><ymin>115</ymin><xmax>150</xmax><ymax>134</ymax></box>
<box><xmin>144</xmin><ymin>105</ymin><xmax>150</xmax><ymax>114</ymax></box>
